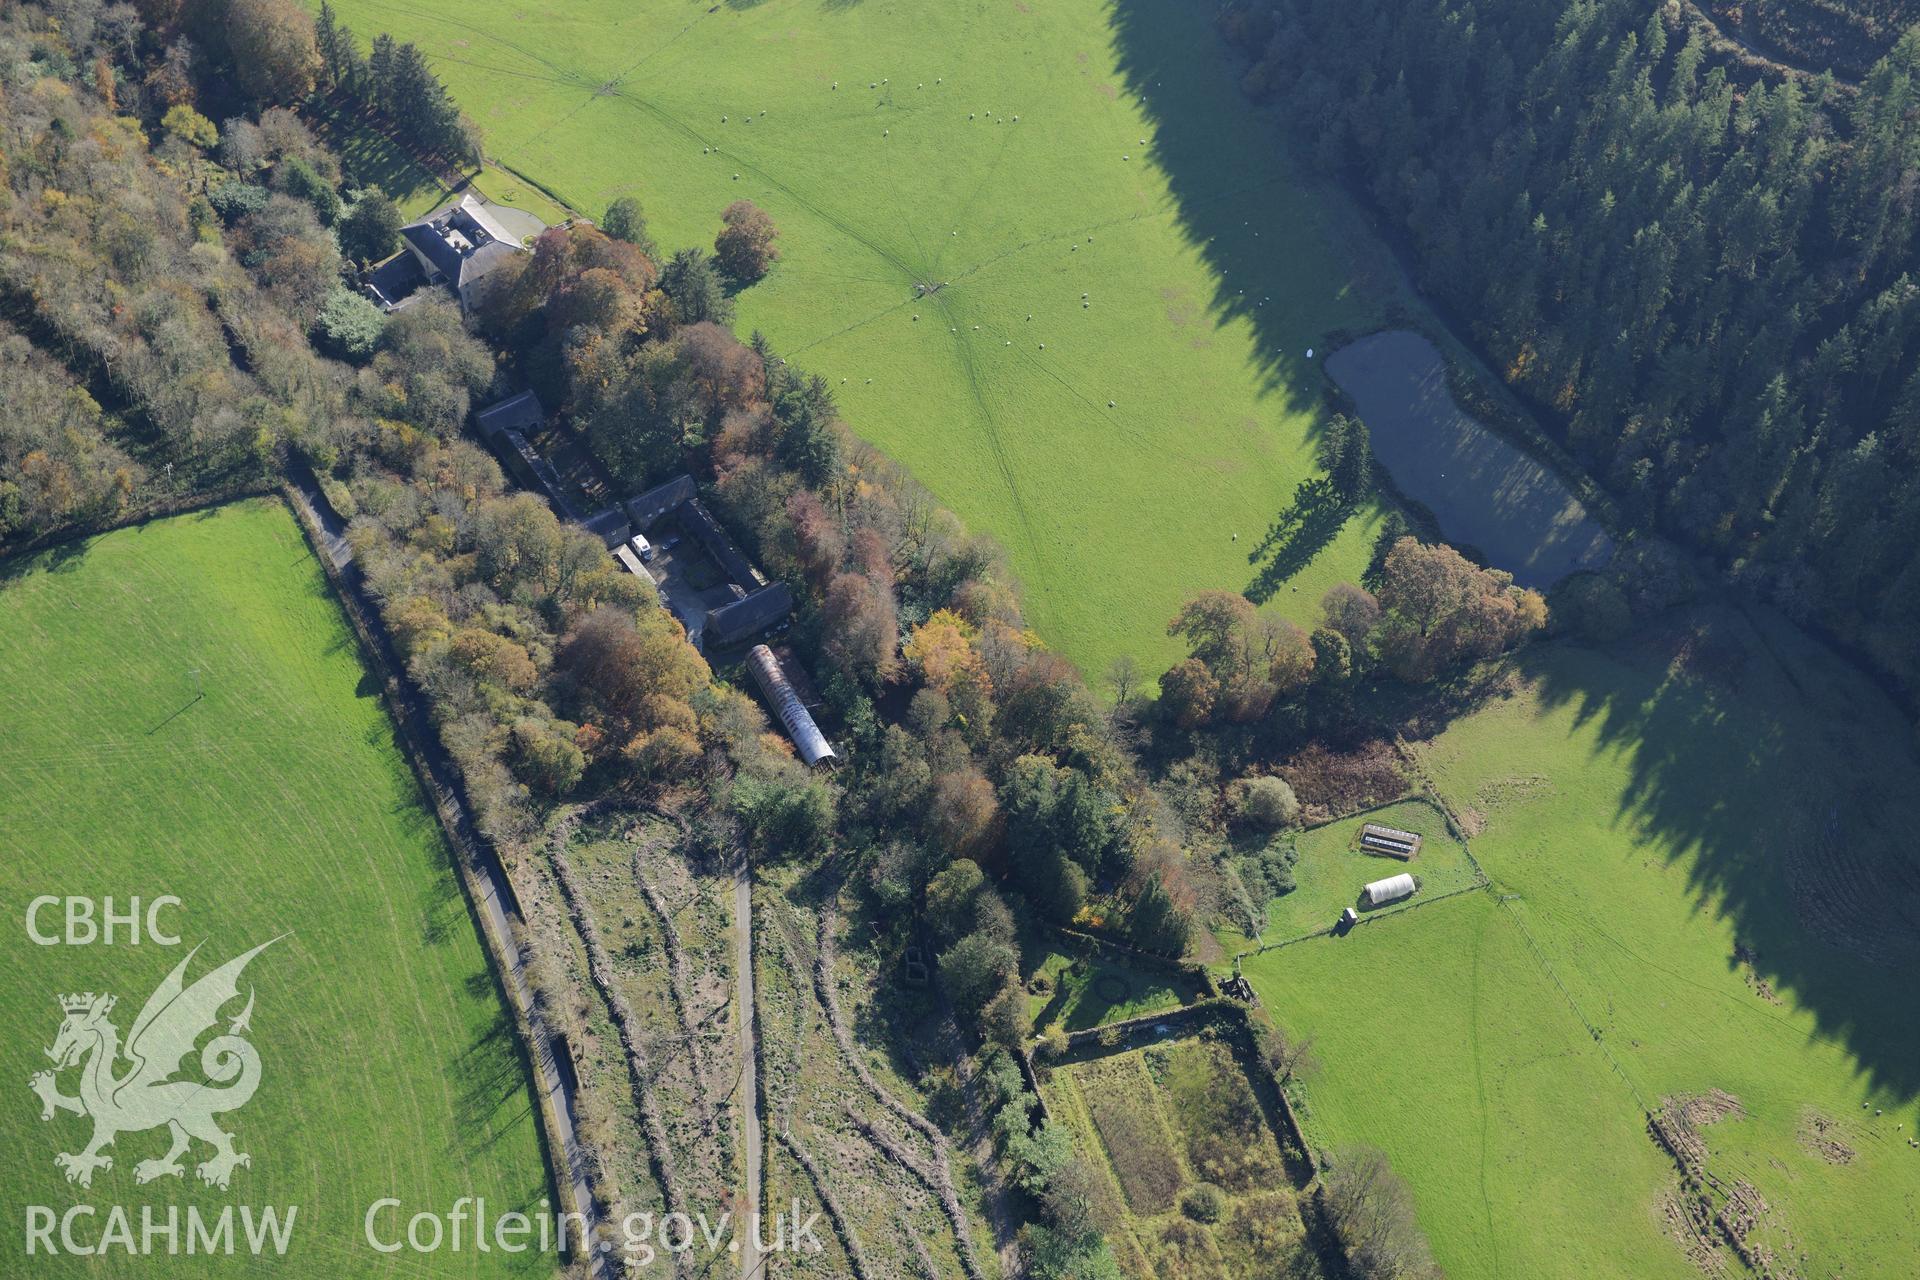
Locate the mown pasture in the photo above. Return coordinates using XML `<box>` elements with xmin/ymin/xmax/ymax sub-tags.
<box><xmin>1244</xmin><ymin>603</ymin><xmax>1920</xmax><ymax>1278</ymax></box>
<box><xmin>0</xmin><ymin>500</ymin><xmax>551</xmax><ymax>1278</ymax></box>
<box><xmin>1216</xmin><ymin>796</ymin><xmax>1480</xmax><ymax>953</ymax></box>
<box><xmin>320</xmin><ymin>0</ymin><xmax>1409</xmax><ymax>678</ymax></box>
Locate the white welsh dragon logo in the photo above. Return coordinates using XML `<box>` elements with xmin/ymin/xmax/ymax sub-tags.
<box><xmin>29</xmin><ymin>939</ymin><xmax>278</xmax><ymax>1190</ymax></box>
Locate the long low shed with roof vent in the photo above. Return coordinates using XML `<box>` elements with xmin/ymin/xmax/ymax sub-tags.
<box><xmin>1359</xmin><ymin>873</ymin><xmax>1417</xmax><ymax>909</ymax></box>
<box><xmin>1359</xmin><ymin>823</ymin><xmax>1423</xmax><ymax>859</ymax></box>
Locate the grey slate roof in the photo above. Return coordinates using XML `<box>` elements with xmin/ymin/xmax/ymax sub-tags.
<box><xmin>623</xmin><ymin>474</ymin><xmax>697</xmax><ymax>530</ymax></box>
<box><xmin>399</xmin><ymin>194</ymin><xmax>529</xmax><ymax>309</ymax></box>
<box><xmin>580</xmin><ymin>505</ymin><xmax>634</xmax><ymax>549</ymax></box>
<box><xmin>706</xmin><ymin>583</ymin><xmax>792</xmax><ymax>647</ymax></box>
<box><xmin>474</xmin><ymin>390</ymin><xmax>545</xmax><ymax>438</ymax></box>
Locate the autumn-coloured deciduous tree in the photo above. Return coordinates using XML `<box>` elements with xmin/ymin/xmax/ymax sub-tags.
<box><xmin>905</xmin><ymin>608</ymin><xmax>990</xmax><ymax>695</ymax></box>
<box><xmin>714</xmin><ymin>200</ymin><xmax>780</xmax><ymax>282</ymax></box>
<box><xmin>1372</xmin><ymin>537</ymin><xmax>1547</xmax><ymax>682</ymax></box>
<box><xmin>1320</xmin><ymin>582</ymin><xmax>1382</xmax><ymax>651</ymax></box>
<box><xmin>557</xmin><ymin>606</ymin><xmax>711</xmax><ymax>740</ymax></box>
<box><xmin>824</xmin><ymin>570</ymin><xmax>901</xmax><ymax>686</ymax></box>
<box><xmin>1166</xmin><ymin>589</ymin><xmax>1316</xmax><ymax>723</ymax></box>
<box><xmin>1158</xmin><ymin>657</ymin><xmax>1219</xmax><ymax>730</ymax></box>
<box><xmin>928</xmin><ymin>765</ymin><xmax>999</xmax><ymax>864</ymax></box>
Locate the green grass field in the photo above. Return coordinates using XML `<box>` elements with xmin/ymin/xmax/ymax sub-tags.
<box><xmin>321</xmin><ymin>0</ymin><xmax>1404</xmax><ymax>678</ymax></box>
<box><xmin>1243</xmin><ymin>603</ymin><xmax>1920</xmax><ymax>1278</ymax></box>
<box><xmin>1217</xmin><ymin>797</ymin><xmax>1481</xmax><ymax>952</ymax></box>
<box><xmin>319</xmin><ymin>104</ymin><xmax>573</xmax><ymax>223</ymax></box>
<box><xmin>1025</xmin><ymin>941</ymin><xmax>1205</xmax><ymax>1032</ymax></box>
<box><xmin>0</xmin><ymin>501</ymin><xmax>551</xmax><ymax>1277</ymax></box>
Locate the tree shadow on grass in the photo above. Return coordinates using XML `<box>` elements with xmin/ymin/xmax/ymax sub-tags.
<box><xmin>1105</xmin><ymin>0</ymin><xmax>1386</xmax><ymax>604</ymax></box>
<box><xmin>1507</xmin><ymin>601</ymin><xmax>1920</xmax><ymax>1102</ymax></box>
<box><xmin>0</xmin><ymin>535</ymin><xmax>94</xmax><ymax>586</ymax></box>
<box><xmin>1105</xmin><ymin>0</ymin><xmax>1920</xmax><ymax>1102</ymax></box>
<box><xmin>1245</xmin><ymin>475</ymin><xmax>1353</xmax><ymax>604</ymax></box>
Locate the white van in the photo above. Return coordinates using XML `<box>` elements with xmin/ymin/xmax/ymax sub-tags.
<box><xmin>630</xmin><ymin>533</ymin><xmax>655</xmax><ymax>563</ymax></box>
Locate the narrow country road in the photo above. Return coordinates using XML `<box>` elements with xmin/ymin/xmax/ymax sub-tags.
<box><xmin>735</xmin><ymin>865</ymin><xmax>764</xmax><ymax>1279</ymax></box>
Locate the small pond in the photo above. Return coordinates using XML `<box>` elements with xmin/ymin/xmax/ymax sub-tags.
<box><xmin>1325</xmin><ymin>330</ymin><xmax>1612</xmax><ymax>587</ymax></box>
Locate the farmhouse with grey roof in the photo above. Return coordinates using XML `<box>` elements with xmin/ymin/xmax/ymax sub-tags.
<box><xmin>368</xmin><ymin>194</ymin><xmax>529</xmax><ymax>314</ymax></box>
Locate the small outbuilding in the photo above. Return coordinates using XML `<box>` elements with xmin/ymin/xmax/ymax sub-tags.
<box><xmin>1359</xmin><ymin>873</ymin><xmax>1417</xmax><ymax>909</ymax></box>
<box><xmin>579</xmin><ymin>505</ymin><xmax>633</xmax><ymax>549</ymax></box>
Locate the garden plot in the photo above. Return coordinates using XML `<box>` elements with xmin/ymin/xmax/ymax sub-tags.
<box><xmin>1025</xmin><ymin>938</ymin><xmax>1206</xmax><ymax>1033</ymax></box>
<box><xmin>1041</xmin><ymin>1031</ymin><xmax>1319</xmax><ymax>1280</ymax></box>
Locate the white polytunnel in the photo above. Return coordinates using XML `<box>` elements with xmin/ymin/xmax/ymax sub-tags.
<box><xmin>1359</xmin><ymin>873</ymin><xmax>1417</xmax><ymax>909</ymax></box>
<box><xmin>746</xmin><ymin>644</ymin><xmax>836</xmax><ymax>767</ymax></box>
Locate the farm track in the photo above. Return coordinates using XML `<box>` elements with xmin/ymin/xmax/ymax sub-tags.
<box><xmin>734</xmin><ymin>866</ymin><xmax>764</xmax><ymax>1280</ymax></box>
<box><xmin>1678</xmin><ymin>0</ymin><xmax>1864</xmax><ymax>89</ymax></box>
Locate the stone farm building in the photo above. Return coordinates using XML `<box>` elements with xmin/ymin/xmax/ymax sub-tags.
<box><xmin>366</xmin><ymin>194</ymin><xmax>531</xmax><ymax>314</ymax></box>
